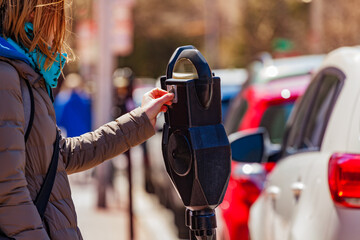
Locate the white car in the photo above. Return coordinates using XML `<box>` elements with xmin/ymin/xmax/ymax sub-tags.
<box><xmin>230</xmin><ymin>46</ymin><xmax>360</xmax><ymax>240</ymax></box>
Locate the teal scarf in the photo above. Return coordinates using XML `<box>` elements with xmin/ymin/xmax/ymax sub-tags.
<box><xmin>6</xmin><ymin>23</ymin><xmax>67</xmax><ymax>95</ymax></box>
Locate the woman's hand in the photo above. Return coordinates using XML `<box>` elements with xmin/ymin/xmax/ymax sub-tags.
<box><xmin>141</xmin><ymin>88</ymin><xmax>174</xmax><ymax>128</ymax></box>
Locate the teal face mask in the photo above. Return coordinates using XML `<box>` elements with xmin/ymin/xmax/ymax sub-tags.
<box><xmin>6</xmin><ymin>22</ymin><xmax>67</xmax><ymax>93</ymax></box>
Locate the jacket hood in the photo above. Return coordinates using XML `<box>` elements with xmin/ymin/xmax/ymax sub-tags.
<box><xmin>0</xmin><ymin>37</ymin><xmax>30</xmax><ymax>65</ymax></box>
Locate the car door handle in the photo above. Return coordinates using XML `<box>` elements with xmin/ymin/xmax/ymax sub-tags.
<box><xmin>266</xmin><ymin>185</ymin><xmax>280</xmax><ymax>200</ymax></box>
<box><xmin>291</xmin><ymin>182</ymin><xmax>304</xmax><ymax>199</ymax></box>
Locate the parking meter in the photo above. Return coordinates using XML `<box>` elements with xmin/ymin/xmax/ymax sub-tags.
<box><xmin>161</xmin><ymin>46</ymin><xmax>231</xmax><ymax>240</ymax></box>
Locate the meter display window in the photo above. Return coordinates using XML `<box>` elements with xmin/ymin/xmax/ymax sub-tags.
<box><xmin>173</xmin><ymin>59</ymin><xmax>198</xmax><ymax>80</ymax></box>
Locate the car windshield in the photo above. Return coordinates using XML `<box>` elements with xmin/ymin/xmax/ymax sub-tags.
<box><xmin>224</xmin><ymin>98</ymin><xmax>248</xmax><ymax>134</ymax></box>
<box><xmin>259</xmin><ymin>103</ymin><xmax>294</xmax><ymax>144</ymax></box>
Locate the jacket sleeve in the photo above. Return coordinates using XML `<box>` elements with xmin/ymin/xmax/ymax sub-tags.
<box><xmin>0</xmin><ymin>62</ymin><xmax>49</xmax><ymax>239</ymax></box>
<box><xmin>61</xmin><ymin>107</ymin><xmax>155</xmax><ymax>174</ymax></box>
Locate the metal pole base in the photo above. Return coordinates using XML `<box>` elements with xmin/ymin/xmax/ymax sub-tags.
<box><xmin>186</xmin><ymin>208</ymin><xmax>217</xmax><ymax>240</ymax></box>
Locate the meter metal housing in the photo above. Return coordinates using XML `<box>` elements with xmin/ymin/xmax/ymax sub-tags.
<box><xmin>161</xmin><ymin>46</ymin><xmax>231</xmax><ymax>239</ymax></box>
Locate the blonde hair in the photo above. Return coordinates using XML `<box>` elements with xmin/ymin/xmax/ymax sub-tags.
<box><xmin>0</xmin><ymin>0</ymin><xmax>73</xmax><ymax>69</ymax></box>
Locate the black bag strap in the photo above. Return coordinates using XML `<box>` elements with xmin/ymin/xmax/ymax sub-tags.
<box><xmin>20</xmin><ymin>69</ymin><xmax>59</xmax><ymax>219</ymax></box>
<box><xmin>34</xmin><ymin>130</ymin><xmax>60</xmax><ymax>219</ymax></box>
<box><xmin>21</xmin><ymin>78</ymin><xmax>35</xmax><ymax>142</ymax></box>
<box><xmin>0</xmin><ymin>131</ymin><xmax>59</xmax><ymax>239</ymax></box>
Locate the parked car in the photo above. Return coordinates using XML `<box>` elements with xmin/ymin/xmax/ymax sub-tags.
<box><xmin>145</xmin><ymin>68</ymin><xmax>247</xmax><ymax>238</ymax></box>
<box><xmin>220</xmin><ymin>54</ymin><xmax>324</xmax><ymax>240</ymax></box>
<box><xmin>225</xmin><ymin>54</ymin><xmax>325</xmax><ymax>135</ymax></box>
<box><xmin>231</xmin><ymin>46</ymin><xmax>360</xmax><ymax>240</ymax></box>
<box><xmin>220</xmin><ymin>74</ymin><xmax>310</xmax><ymax>240</ymax></box>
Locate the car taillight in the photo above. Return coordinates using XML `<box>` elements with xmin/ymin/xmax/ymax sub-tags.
<box><xmin>328</xmin><ymin>153</ymin><xmax>360</xmax><ymax>208</ymax></box>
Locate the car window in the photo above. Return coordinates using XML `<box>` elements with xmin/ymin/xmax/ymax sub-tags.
<box><xmin>300</xmin><ymin>75</ymin><xmax>339</xmax><ymax>148</ymax></box>
<box><xmin>284</xmin><ymin>79</ymin><xmax>320</xmax><ymax>151</ymax></box>
<box><xmin>224</xmin><ymin>98</ymin><xmax>248</xmax><ymax>134</ymax></box>
<box><xmin>283</xmin><ymin>68</ymin><xmax>344</xmax><ymax>155</ymax></box>
<box><xmin>259</xmin><ymin>103</ymin><xmax>294</xmax><ymax>144</ymax></box>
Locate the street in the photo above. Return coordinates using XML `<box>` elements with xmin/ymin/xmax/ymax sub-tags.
<box><xmin>70</xmin><ymin>145</ymin><xmax>180</xmax><ymax>240</ymax></box>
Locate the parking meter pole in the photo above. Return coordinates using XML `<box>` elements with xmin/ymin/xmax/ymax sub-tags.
<box><xmin>162</xmin><ymin>46</ymin><xmax>231</xmax><ymax>240</ymax></box>
<box><xmin>186</xmin><ymin>209</ymin><xmax>217</xmax><ymax>240</ymax></box>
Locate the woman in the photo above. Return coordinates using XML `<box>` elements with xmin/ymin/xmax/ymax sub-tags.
<box><xmin>0</xmin><ymin>0</ymin><xmax>173</xmax><ymax>239</ymax></box>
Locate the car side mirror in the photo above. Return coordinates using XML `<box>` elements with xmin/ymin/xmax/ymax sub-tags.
<box><xmin>229</xmin><ymin>128</ymin><xmax>268</xmax><ymax>163</ymax></box>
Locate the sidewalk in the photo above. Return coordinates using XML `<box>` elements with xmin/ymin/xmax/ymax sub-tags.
<box><xmin>69</xmin><ymin>146</ymin><xmax>180</xmax><ymax>240</ymax></box>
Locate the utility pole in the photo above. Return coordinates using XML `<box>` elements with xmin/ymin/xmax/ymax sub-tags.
<box><xmin>95</xmin><ymin>1</ymin><xmax>135</xmax><ymax>240</ymax></box>
<box><xmin>94</xmin><ymin>0</ymin><xmax>114</xmax><ymax>210</ymax></box>
<box><xmin>309</xmin><ymin>0</ymin><xmax>323</xmax><ymax>53</ymax></box>
<box><xmin>204</xmin><ymin>0</ymin><xmax>220</xmax><ymax>68</ymax></box>
<box><xmin>95</xmin><ymin>0</ymin><xmax>113</xmax><ymax>128</ymax></box>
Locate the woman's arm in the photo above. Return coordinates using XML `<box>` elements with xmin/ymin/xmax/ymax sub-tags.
<box><xmin>0</xmin><ymin>62</ymin><xmax>49</xmax><ymax>239</ymax></box>
<box><xmin>62</xmin><ymin>88</ymin><xmax>173</xmax><ymax>174</ymax></box>
<box><xmin>61</xmin><ymin>107</ymin><xmax>154</xmax><ymax>174</ymax></box>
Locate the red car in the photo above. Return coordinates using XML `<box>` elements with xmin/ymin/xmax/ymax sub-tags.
<box><xmin>220</xmin><ymin>74</ymin><xmax>312</xmax><ymax>240</ymax></box>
